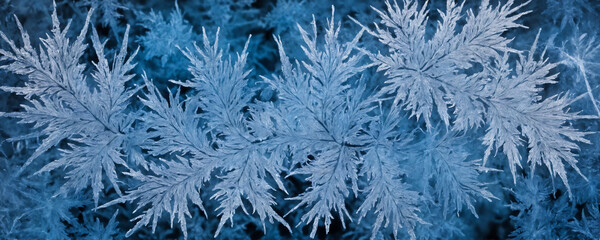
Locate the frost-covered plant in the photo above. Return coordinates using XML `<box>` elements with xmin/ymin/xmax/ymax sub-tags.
<box><xmin>0</xmin><ymin>154</ymin><xmax>87</xmax><ymax>239</ymax></box>
<box><xmin>263</xmin><ymin>8</ymin><xmax>429</xmax><ymax>239</ymax></box>
<box><xmin>542</xmin><ymin>0</ymin><xmax>598</xmax><ymax>30</ymax></box>
<box><xmin>105</xmin><ymin>28</ymin><xmax>290</xmax><ymax>238</ymax></box>
<box><xmin>264</xmin><ymin>8</ymin><xmax>371</xmax><ymax>235</ymax></box>
<box><xmin>78</xmin><ymin>0</ymin><xmax>127</xmax><ymax>29</ymax></box>
<box><xmin>359</xmin><ymin>0</ymin><xmax>589</xmax><ymax>196</ymax></box>
<box><xmin>569</xmin><ymin>204</ymin><xmax>600</xmax><ymax>239</ymax></box>
<box><xmin>557</xmin><ymin>31</ymin><xmax>600</xmax><ymax>117</ymax></box>
<box><xmin>417</xmin><ymin>129</ymin><xmax>496</xmax><ymax>217</ymax></box>
<box><xmin>507</xmin><ymin>176</ymin><xmax>576</xmax><ymax>239</ymax></box>
<box><xmin>184</xmin><ymin>0</ymin><xmax>259</xmax><ymax>49</ymax></box>
<box><xmin>0</xmin><ymin>5</ymin><xmax>139</xmax><ymax>206</ymax></box>
<box><xmin>137</xmin><ymin>2</ymin><xmax>195</xmax><ymax>66</ymax></box>
<box><xmin>0</xmin><ymin>0</ymin><xmax>597</xmax><ymax>239</ymax></box>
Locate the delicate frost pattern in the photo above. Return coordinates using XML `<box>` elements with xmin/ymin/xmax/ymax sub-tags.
<box><xmin>0</xmin><ymin>5</ymin><xmax>138</xmax><ymax>206</ymax></box>
<box><xmin>362</xmin><ymin>0</ymin><xmax>589</xmax><ymax>196</ymax></box>
<box><xmin>0</xmin><ymin>1</ymin><xmax>595</xmax><ymax>239</ymax></box>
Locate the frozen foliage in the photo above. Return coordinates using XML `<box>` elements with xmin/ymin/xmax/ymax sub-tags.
<box><xmin>263</xmin><ymin>8</ymin><xmax>426</xmax><ymax>238</ymax></box>
<box><xmin>0</xmin><ymin>5</ymin><xmax>139</xmax><ymax>206</ymax></box>
<box><xmin>78</xmin><ymin>0</ymin><xmax>127</xmax><ymax>28</ymax></box>
<box><xmin>106</xmin><ymin>28</ymin><xmax>290</xmax><ymax>238</ymax></box>
<box><xmin>542</xmin><ymin>0</ymin><xmax>598</xmax><ymax>30</ymax></box>
<box><xmin>175</xmin><ymin>28</ymin><xmax>289</xmax><ymax>237</ymax></box>
<box><xmin>355</xmin><ymin>107</ymin><xmax>425</xmax><ymax>239</ymax></box>
<box><xmin>557</xmin><ymin>31</ymin><xmax>600</xmax><ymax>117</ymax></box>
<box><xmin>264</xmin><ymin>8</ymin><xmax>370</xmax><ymax>237</ymax></box>
<box><xmin>80</xmin><ymin>211</ymin><xmax>121</xmax><ymax>240</ymax></box>
<box><xmin>506</xmin><ymin>176</ymin><xmax>577</xmax><ymax>239</ymax></box>
<box><xmin>569</xmin><ymin>205</ymin><xmax>600</xmax><ymax>239</ymax></box>
<box><xmin>137</xmin><ymin>2</ymin><xmax>195</xmax><ymax>66</ymax></box>
<box><xmin>103</xmin><ymin>78</ymin><xmax>216</xmax><ymax>238</ymax></box>
<box><xmin>177</xmin><ymin>31</ymin><xmax>289</xmax><ymax>237</ymax></box>
<box><xmin>417</xmin><ymin>130</ymin><xmax>496</xmax><ymax>217</ymax></box>
<box><xmin>362</xmin><ymin>0</ymin><xmax>589</xmax><ymax>196</ymax></box>
<box><xmin>0</xmin><ymin>0</ymin><xmax>599</xmax><ymax>239</ymax></box>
